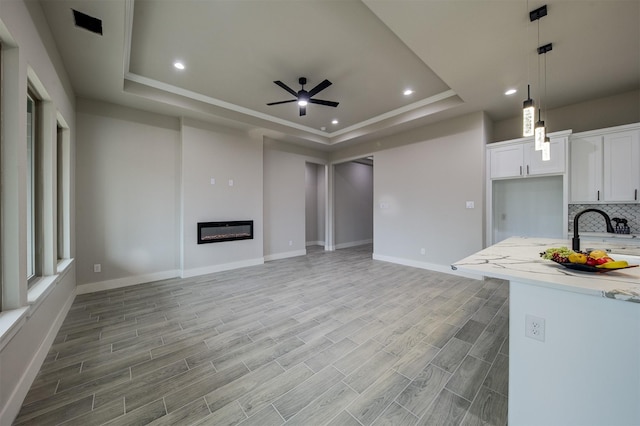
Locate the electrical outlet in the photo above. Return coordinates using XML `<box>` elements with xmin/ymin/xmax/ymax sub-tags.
<box><xmin>289</xmin><ymin>240</ymin><xmax>293</xmax><ymax>246</ymax></box>
<box><xmin>525</xmin><ymin>314</ymin><xmax>545</xmax><ymax>342</ymax></box>
<box><xmin>420</xmin><ymin>248</ymin><xmax>426</xmax><ymax>255</ymax></box>
<box><xmin>93</xmin><ymin>264</ymin><xmax>101</xmax><ymax>273</ymax></box>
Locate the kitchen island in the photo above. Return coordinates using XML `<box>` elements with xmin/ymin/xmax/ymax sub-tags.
<box><xmin>453</xmin><ymin>237</ymin><xmax>640</xmax><ymax>426</ymax></box>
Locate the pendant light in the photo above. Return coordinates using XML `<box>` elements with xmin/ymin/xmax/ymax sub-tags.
<box><xmin>523</xmin><ymin>85</ymin><xmax>535</xmax><ymax>137</ymax></box>
<box><xmin>535</xmin><ymin>109</ymin><xmax>545</xmax><ymax>150</ymax></box>
<box><xmin>542</xmin><ymin>136</ymin><xmax>551</xmax><ymax>161</ymax></box>
<box><xmin>524</xmin><ymin>5</ymin><xmax>548</xmax><ymax>139</ymax></box>
<box><xmin>533</xmin><ymin>8</ymin><xmax>546</xmax><ymax>150</ymax></box>
<box><xmin>539</xmin><ymin>42</ymin><xmax>553</xmax><ymax>161</ymax></box>
<box><xmin>522</xmin><ymin>1</ymin><xmax>535</xmax><ymax>137</ymax></box>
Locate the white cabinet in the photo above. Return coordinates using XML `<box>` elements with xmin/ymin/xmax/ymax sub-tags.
<box><xmin>570</xmin><ymin>135</ymin><xmax>603</xmax><ymax>202</ymax></box>
<box><xmin>570</xmin><ymin>125</ymin><xmax>640</xmax><ymax>203</ymax></box>
<box><xmin>603</xmin><ymin>130</ymin><xmax>640</xmax><ymax>202</ymax></box>
<box><xmin>525</xmin><ymin>138</ymin><xmax>567</xmax><ymax>176</ymax></box>
<box><xmin>489</xmin><ymin>144</ymin><xmax>523</xmax><ymax>179</ymax></box>
<box><xmin>489</xmin><ymin>137</ymin><xmax>566</xmax><ymax>179</ymax></box>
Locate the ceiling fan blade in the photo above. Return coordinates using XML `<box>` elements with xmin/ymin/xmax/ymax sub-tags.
<box><xmin>309</xmin><ymin>99</ymin><xmax>339</xmax><ymax>107</ymax></box>
<box><xmin>307</xmin><ymin>79</ymin><xmax>332</xmax><ymax>97</ymax></box>
<box><xmin>299</xmin><ymin>105</ymin><xmax>306</xmax><ymax>116</ymax></box>
<box><xmin>266</xmin><ymin>99</ymin><xmax>297</xmax><ymax>106</ymax></box>
<box><xmin>274</xmin><ymin>80</ymin><xmax>298</xmax><ymax>98</ymax></box>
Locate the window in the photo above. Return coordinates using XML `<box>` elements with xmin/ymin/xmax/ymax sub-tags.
<box><xmin>26</xmin><ymin>90</ymin><xmax>41</xmax><ymax>286</ymax></box>
<box><xmin>56</xmin><ymin>125</ymin><xmax>63</xmax><ymax>260</ymax></box>
<box><xmin>56</xmin><ymin>118</ymin><xmax>70</xmax><ymax>263</ymax></box>
<box><xmin>27</xmin><ymin>93</ymin><xmax>35</xmax><ymax>281</ymax></box>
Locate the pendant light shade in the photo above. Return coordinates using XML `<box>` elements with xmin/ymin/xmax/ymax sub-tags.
<box><xmin>535</xmin><ymin>121</ymin><xmax>546</xmax><ymax>150</ymax></box>
<box><xmin>542</xmin><ymin>136</ymin><xmax>551</xmax><ymax>161</ymax></box>
<box><xmin>523</xmin><ymin>84</ymin><xmax>535</xmax><ymax>137</ymax></box>
<box><xmin>535</xmin><ymin>110</ymin><xmax>545</xmax><ymax>150</ymax></box>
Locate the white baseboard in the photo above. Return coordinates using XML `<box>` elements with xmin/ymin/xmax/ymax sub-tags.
<box><xmin>264</xmin><ymin>249</ymin><xmax>307</xmax><ymax>262</ymax></box>
<box><xmin>181</xmin><ymin>258</ymin><xmax>264</xmax><ymax>278</ymax></box>
<box><xmin>372</xmin><ymin>253</ymin><xmax>483</xmax><ymax>280</ymax></box>
<box><xmin>305</xmin><ymin>241</ymin><xmax>325</xmax><ymax>247</ymax></box>
<box><xmin>335</xmin><ymin>239</ymin><xmax>373</xmax><ymax>250</ymax></box>
<box><xmin>76</xmin><ymin>269</ymin><xmax>180</xmax><ymax>294</ymax></box>
<box><xmin>0</xmin><ymin>287</ymin><xmax>76</xmax><ymax>425</ymax></box>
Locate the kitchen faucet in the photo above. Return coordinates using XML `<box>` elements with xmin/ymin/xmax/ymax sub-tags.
<box><xmin>572</xmin><ymin>208</ymin><xmax>615</xmax><ymax>251</ymax></box>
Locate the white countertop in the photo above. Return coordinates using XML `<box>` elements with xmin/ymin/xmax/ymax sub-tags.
<box><xmin>452</xmin><ymin>237</ymin><xmax>640</xmax><ymax>304</ymax></box>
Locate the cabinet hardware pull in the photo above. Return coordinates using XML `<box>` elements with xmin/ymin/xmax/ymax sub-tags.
<box><xmin>526</xmin><ymin>165</ymin><xmax>529</xmax><ymax>175</ymax></box>
<box><xmin>520</xmin><ymin>166</ymin><xmax>522</xmax><ymax>176</ymax></box>
<box><xmin>636</xmin><ymin>189</ymin><xmax>638</xmax><ymax>201</ymax></box>
<box><xmin>597</xmin><ymin>190</ymin><xmax>600</xmax><ymax>201</ymax></box>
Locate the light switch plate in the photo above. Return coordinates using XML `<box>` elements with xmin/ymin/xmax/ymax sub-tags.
<box><xmin>466</xmin><ymin>201</ymin><xmax>475</xmax><ymax>209</ymax></box>
<box><xmin>228</xmin><ymin>179</ymin><xmax>234</xmax><ymax>186</ymax></box>
<box><xmin>210</xmin><ymin>178</ymin><xmax>215</xmax><ymax>185</ymax></box>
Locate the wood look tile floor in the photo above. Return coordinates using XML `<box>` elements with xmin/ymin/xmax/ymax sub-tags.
<box><xmin>15</xmin><ymin>245</ymin><xmax>509</xmax><ymax>426</ymax></box>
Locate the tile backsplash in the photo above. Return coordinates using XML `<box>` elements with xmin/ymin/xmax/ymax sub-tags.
<box><xmin>568</xmin><ymin>204</ymin><xmax>640</xmax><ymax>234</ymax></box>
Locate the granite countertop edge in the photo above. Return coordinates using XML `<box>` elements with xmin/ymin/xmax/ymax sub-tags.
<box><xmin>452</xmin><ymin>237</ymin><xmax>640</xmax><ymax>304</ymax></box>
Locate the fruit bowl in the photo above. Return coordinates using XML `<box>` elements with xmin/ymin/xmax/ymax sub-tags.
<box><xmin>550</xmin><ymin>259</ymin><xmax>638</xmax><ymax>273</ymax></box>
<box><xmin>540</xmin><ymin>247</ymin><xmax>638</xmax><ymax>273</ymax></box>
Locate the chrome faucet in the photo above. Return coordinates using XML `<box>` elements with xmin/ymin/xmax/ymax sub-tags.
<box><xmin>572</xmin><ymin>208</ymin><xmax>615</xmax><ymax>251</ymax></box>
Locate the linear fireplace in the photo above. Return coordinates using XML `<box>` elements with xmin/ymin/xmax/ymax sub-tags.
<box><xmin>197</xmin><ymin>220</ymin><xmax>253</xmax><ymax>244</ymax></box>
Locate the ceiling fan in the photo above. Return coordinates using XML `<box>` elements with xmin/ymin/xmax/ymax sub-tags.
<box><xmin>267</xmin><ymin>77</ymin><xmax>339</xmax><ymax>116</ymax></box>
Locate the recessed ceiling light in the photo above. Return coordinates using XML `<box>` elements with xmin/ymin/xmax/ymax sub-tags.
<box><xmin>505</xmin><ymin>88</ymin><xmax>517</xmax><ymax>95</ymax></box>
<box><xmin>332</xmin><ymin>119</ymin><xmax>339</xmax><ymax>125</ymax></box>
<box><xmin>403</xmin><ymin>89</ymin><xmax>414</xmax><ymax>96</ymax></box>
<box><xmin>320</xmin><ymin>126</ymin><xmax>326</xmax><ymax>131</ymax></box>
<box><xmin>173</xmin><ymin>61</ymin><xmax>185</xmax><ymax>70</ymax></box>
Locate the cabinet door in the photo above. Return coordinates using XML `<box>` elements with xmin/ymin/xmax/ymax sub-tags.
<box><xmin>489</xmin><ymin>144</ymin><xmax>523</xmax><ymax>179</ymax></box>
<box><xmin>570</xmin><ymin>135</ymin><xmax>602</xmax><ymax>202</ymax></box>
<box><xmin>603</xmin><ymin>130</ymin><xmax>640</xmax><ymax>202</ymax></box>
<box><xmin>526</xmin><ymin>138</ymin><xmax>566</xmax><ymax>176</ymax></box>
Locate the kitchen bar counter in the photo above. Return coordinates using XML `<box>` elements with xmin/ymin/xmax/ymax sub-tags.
<box><xmin>453</xmin><ymin>237</ymin><xmax>640</xmax><ymax>426</ymax></box>
<box><xmin>452</xmin><ymin>236</ymin><xmax>640</xmax><ymax>303</ymax></box>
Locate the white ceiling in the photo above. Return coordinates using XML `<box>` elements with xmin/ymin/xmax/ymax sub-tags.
<box><xmin>37</xmin><ymin>0</ymin><xmax>639</xmax><ymax>149</ymax></box>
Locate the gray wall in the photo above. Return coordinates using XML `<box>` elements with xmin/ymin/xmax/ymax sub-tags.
<box><xmin>76</xmin><ymin>100</ymin><xmax>180</xmax><ymax>287</ymax></box>
<box><xmin>305</xmin><ymin>162</ymin><xmax>319</xmax><ymax>244</ymax></box>
<box><xmin>181</xmin><ymin>119</ymin><xmax>264</xmax><ymax>275</ymax></box>
<box><xmin>372</xmin><ymin>112</ymin><xmax>487</xmax><ymax>270</ymax></box>
<box><xmin>0</xmin><ymin>1</ymin><xmax>77</xmax><ymax>422</ymax></box>
<box><xmin>492</xmin><ymin>90</ymin><xmax>640</xmax><ymax>142</ymax></box>
<box><xmin>305</xmin><ymin>162</ymin><xmax>327</xmax><ymax>246</ymax></box>
<box><xmin>263</xmin><ymin>148</ymin><xmax>306</xmax><ymax>258</ymax></box>
<box><xmin>334</xmin><ymin>162</ymin><xmax>374</xmax><ymax>247</ymax></box>
<box><xmin>263</xmin><ymin>141</ymin><xmax>328</xmax><ymax>259</ymax></box>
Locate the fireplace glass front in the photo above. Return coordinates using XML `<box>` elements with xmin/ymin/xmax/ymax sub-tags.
<box><xmin>197</xmin><ymin>221</ymin><xmax>253</xmax><ymax>244</ymax></box>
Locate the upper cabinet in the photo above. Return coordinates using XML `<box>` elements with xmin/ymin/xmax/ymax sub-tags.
<box><xmin>570</xmin><ymin>135</ymin><xmax>603</xmax><ymax>202</ymax></box>
<box><xmin>603</xmin><ymin>130</ymin><xmax>640</xmax><ymax>202</ymax></box>
<box><xmin>570</xmin><ymin>124</ymin><xmax>640</xmax><ymax>203</ymax></box>
<box><xmin>488</xmin><ymin>133</ymin><xmax>567</xmax><ymax>180</ymax></box>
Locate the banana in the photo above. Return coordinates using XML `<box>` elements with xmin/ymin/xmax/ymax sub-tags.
<box><xmin>596</xmin><ymin>260</ymin><xmax>629</xmax><ymax>269</ymax></box>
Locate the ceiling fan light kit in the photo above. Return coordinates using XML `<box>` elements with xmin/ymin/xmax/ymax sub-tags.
<box><xmin>267</xmin><ymin>77</ymin><xmax>339</xmax><ymax>116</ymax></box>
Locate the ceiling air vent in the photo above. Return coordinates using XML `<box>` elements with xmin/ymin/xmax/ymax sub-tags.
<box><xmin>72</xmin><ymin>9</ymin><xmax>103</xmax><ymax>35</ymax></box>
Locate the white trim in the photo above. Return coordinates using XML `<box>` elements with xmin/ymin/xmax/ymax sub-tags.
<box><xmin>0</xmin><ymin>308</ymin><xmax>29</xmax><ymax>353</ymax></box>
<box><xmin>28</xmin><ymin>259</ymin><xmax>74</xmax><ymax>315</ymax></box>
<box><xmin>571</xmin><ymin>122</ymin><xmax>640</xmax><ymax>138</ymax></box>
<box><xmin>181</xmin><ymin>258</ymin><xmax>264</xmax><ymax>279</ymax></box>
<box><xmin>329</xmin><ymin>89</ymin><xmax>457</xmax><ymax>139</ymax></box>
<box><xmin>0</xmin><ymin>288</ymin><xmax>76</xmax><ymax>426</ymax></box>
<box><xmin>264</xmin><ymin>250</ymin><xmax>307</xmax><ymax>262</ymax></box>
<box><xmin>76</xmin><ymin>269</ymin><xmax>180</xmax><ymax>295</ymax></box>
<box><xmin>305</xmin><ymin>241</ymin><xmax>325</xmax><ymax>247</ymax></box>
<box><xmin>335</xmin><ymin>239</ymin><xmax>373</xmax><ymax>250</ymax></box>
<box><xmin>372</xmin><ymin>253</ymin><xmax>483</xmax><ymax>280</ymax></box>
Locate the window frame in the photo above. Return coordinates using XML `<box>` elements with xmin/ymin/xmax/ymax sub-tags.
<box><xmin>26</xmin><ymin>89</ymin><xmax>41</xmax><ymax>287</ymax></box>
